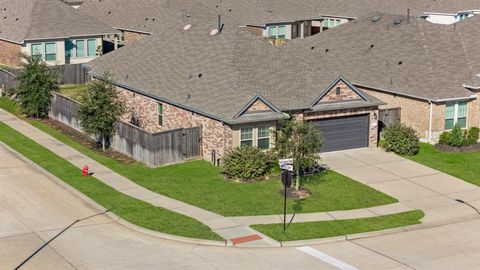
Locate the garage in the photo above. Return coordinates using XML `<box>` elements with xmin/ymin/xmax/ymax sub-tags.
<box><xmin>313</xmin><ymin>114</ymin><xmax>369</xmax><ymax>152</ymax></box>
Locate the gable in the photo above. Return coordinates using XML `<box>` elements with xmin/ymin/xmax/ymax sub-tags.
<box><xmin>245</xmin><ymin>99</ymin><xmax>274</xmax><ymax>113</ymax></box>
<box><xmin>317</xmin><ymin>81</ymin><xmax>363</xmax><ymax>104</ymax></box>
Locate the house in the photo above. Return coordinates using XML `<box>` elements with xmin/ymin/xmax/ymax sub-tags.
<box><xmin>0</xmin><ymin>0</ymin><xmax>119</xmax><ymax>67</ymax></box>
<box><xmin>86</xmin><ymin>10</ymin><xmax>384</xmax><ymax>160</ymax></box>
<box><xmin>284</xmin><ymin>14</ymin><xmax>480</xmax><ymax>142</ymax></box>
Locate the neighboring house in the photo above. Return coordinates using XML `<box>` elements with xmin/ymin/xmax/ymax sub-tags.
<box><xmin>285</xmin><ymin>14</ymin><xmax>480</xmax><ymax>142</ymax></box>
<box><xmin>0</xmin><ymin>0</ymin><xmax>118</xmax><ymax>67</ymax></box>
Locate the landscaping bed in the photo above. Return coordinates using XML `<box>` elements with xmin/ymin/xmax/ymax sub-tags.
<box><xmin>0</xmin><ymin>97</ymin><xmax>398</xmax><ymax>216</ymax></box>
<box><xmin>435</xmin><ymin>143</ymin><xmax>480</xmax><ymax>153</ymax></box>
<box><xmin>252</xmin><ymin>210</ymin><xmax>424</xmax><ymax>241</ymax></box>
<box><xmin>0</xmin><ymin>121</ymin><xmax>222</xmax><ymax>240</ymax></box>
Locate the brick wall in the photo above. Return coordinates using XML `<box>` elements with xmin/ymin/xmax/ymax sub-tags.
<box><xmin>319</xmin><ymin>81</ymin><xmax>361</xmax><ymax>103</ymax></box>
<box><xmin>301</xmin><ymin>107</ymin><xmax>379</xmax><ymax>147</ymax></box>
<box><xmin>359</xmin><ymin>87</ymin><xmax>433</xmax><ymax>139</ymax></box>
<box><xmin>0</xmin><ymin>39</ymin><xmax>21</xmax><ymax>67</ymax></box>
<box><xmin>123</xmin><ymin>31</ymin><xmax>148</xmax><ymax>45</ymax></box>
<box><xmin>118</xmin><ymin>87</ymin><xmax>232</xmax><ymax>160</ymax></box>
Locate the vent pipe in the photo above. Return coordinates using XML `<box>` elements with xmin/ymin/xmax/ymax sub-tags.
<box><xmin>407</xmin><ymin>8</ymin><xmax>410</xmax><ymax>23</ymax></box>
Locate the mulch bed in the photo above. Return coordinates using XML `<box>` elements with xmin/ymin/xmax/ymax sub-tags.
<box><xmin>37</xmin><ymin>118</ymin><xmax>137</xmax><ymax>164</ymax></box>
<box><xmin>279</xmin><ymin>187</ymin><xmax>311</xmax><ymax>199</ymax></box>
<box><xmin>435</xmin><ymin>143</ymin><xmax>480</xmax><ymax>153</ymax></box>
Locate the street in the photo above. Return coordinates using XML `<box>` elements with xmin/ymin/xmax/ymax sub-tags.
<box><xmin>2</xmin><ymin>144</ymin><xmax>480</xmax><ymax>270</ymax></box>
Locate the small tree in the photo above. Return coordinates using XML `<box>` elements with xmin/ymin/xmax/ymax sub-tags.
<box><xmin>16</xmin><ymin>55</ymin><xmax>58</xmax><ymax>118</ymax></box>
<box><xmin>276</xmin><ymin>119</ymin><xmax>323</xmax><ymax>190</ymax></box>
<box><xmin>78</xmin><ymin>73</ymin><xmax>124</xmax><ymax>151</ymax></box>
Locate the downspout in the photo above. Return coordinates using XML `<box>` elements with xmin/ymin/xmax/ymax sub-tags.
<box><xmin>428</xmin><ymin>100</ymin><xmax>433</xmax><ymax>143</ymax></box>
<box><xmin>223</xmin><ymin>122</ymin><xmax>227</xmax><ymax>155</ymax></box>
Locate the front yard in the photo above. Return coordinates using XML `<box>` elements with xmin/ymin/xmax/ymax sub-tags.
<box><xmin>407</xmin><ymin>143</ymin><xmax>480</xmax><ymax>186</ymax></box>
<box><xmin>0</xmin><ymin>96</ymin><xmax>397</xmax><ymax>217</ymax></box>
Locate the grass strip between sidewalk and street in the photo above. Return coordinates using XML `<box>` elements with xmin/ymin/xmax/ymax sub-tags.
<box><xmin>252</xmin><ymin>210</ymin><xmax>424</xmax><ymax>242</ymax></box>
<box><xmin>0</xmin><ymin>121</ymin><xmax>222</xmax><ymax>241</ymax></box>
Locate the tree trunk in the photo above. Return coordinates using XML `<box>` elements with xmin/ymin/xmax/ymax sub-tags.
<box><xmin>102</xmin><ymin>135</ymin><xmax>106</xmax><ymax>151</ymax></box>
<box><xmin>295</xmin><ymin>169</ymin><xmax>300</xmax><ymax>191</ymax></box>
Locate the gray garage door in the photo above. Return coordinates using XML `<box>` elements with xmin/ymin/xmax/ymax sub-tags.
<box><xmin>313</xmin><ymin>114</ymin><xmax>369</xmax><ymax>152</ymax></box>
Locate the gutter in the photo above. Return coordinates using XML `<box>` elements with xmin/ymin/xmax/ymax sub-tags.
<box><xmin>462</xmin><ymin>83</ymin><xmax>480</xmax><ymax>90</ymax></box>
<box><xmin>114</xmin><ymin>27</ymin><xmax>153</xmax><ymax>35</ymax></box>
<box><xmin>22</xmin><ymin>32</ymin><xmax>120</xmax><ymax>42</ymax></box>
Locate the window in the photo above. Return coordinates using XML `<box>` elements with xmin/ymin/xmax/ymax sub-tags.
<box><xmin>322</xmin><ymin>18</ymin><xmax>342</xmax><ymax>28</ymax></box>
<box><xmin>31</xmin><ymin>43</ymin><xmax>43</xmax><ymax>61</ymax></box>
<box><xmin>267</xmin><ymin>25</ymin><xmax>286</xmax><ymax>40</ymax></box>
<box><xmin>257</xmin><ymin>126</ymin><xmax>270</xmax><ymax>149</ymax></box>
<box><xmin>240</xmin><ymin>127</ymin><xmax>253</xmax><ymax>147</ymax></box>
<box><xmin>87</xmin><ymin>39</ymin><xmax>97</xmax><ymax>57</ymax></box>
<box><xmin>336</xmin><ymin>87</ymin><xmax>341</xmax><ymax>95</ymax></box>
<box><xmin>457</xmin><ymin>13</ymin><xmax>469</xmax><ymax>21</ymax></box>
<box><xmin>445</xmin><ymin>101</ymin><xmax>467</xmax><ymax>129</ymax></box>
<box><xmin>76</xmin><ymin>40</ymin><xmax>85</xmax><ymax>57</ymax></box>
<box><xmin>157</xmin><ymin>103</ymin><xmax>163</xmax><ymax>126</ymax></box>
<box><xmin>45</xmin><ymin>43</ymin><xmax>56</xmax><ymax>61</ymax></box>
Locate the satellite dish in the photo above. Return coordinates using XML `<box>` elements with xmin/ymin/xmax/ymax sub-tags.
<box><xmin>210</xmin><ymin>28</ymin><xmax>219</xmax><ymax>36</ymax></box>
<box><xmin>393</xmin><ymin>16</ymin><xmax>402</xmax><ymax>25</ymax></box>
<box><xmin>183</xmin><ymin>24</ymin><xmax>192</xmax><ymax>31</ymax></box>
<box><xmin>372</xmin><ymin>15</ymin><xmax>381</xmax><ymax>22</ymax></box>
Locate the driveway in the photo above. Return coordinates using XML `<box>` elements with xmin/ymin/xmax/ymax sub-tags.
<box><xmin>322</xmin><ymin>148</ymin><xmax>480</xmax><ymax>225</ymax></box>
<box><xmin>4</xmin><ymin>144</ymin><xmax>480</xmax><ymax>269</ymax></box>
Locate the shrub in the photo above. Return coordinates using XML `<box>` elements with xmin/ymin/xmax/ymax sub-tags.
<box><xmin>448</xmin><ymin>124</ymin><xmax>464</xmax><ymax>147</ymax></box>
<box><xmin>223</xmin><ymin>146</ymin><xmax>270</xmax><ymax>182</ymax></box>
<box><xmin>467</xmin><ymin>127</ymin><xmax>480</xmax><ymax>145</ymax></box>
<box><xmin>439</xmin><ymin>131</ymin><xmax>451</xmax><ymax>145</ymax></box>
<box><xmin>382</xmin><ymin>123</ymin><xmax>419</xmax><ymax>156</ymax></box>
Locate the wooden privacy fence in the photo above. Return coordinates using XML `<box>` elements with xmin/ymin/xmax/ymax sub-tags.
<box><xmin>0</xmin><ymin>64</ymin><xmax>89</xmax><ymax>90</ymax></box>
<box><xmin>49</xmin><ymin>92</ymin><xmax>202</xmax><ymax>167</ymax></box>
<box><xmin>0</xmin><ymin>69</ymin><xmax>18</xmax><ymax>91</ymax></box>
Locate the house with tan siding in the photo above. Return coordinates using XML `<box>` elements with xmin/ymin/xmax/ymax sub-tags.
<box><xmin>0</xmin><ymin>0</ymin><xmax>118</xmax><ymax>67</ymax></box>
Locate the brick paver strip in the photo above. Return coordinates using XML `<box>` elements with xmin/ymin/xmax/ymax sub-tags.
<box><xmin>230</xmin><ymin>234</ymin><xmax>263</xmax><ymax>245</ymax></box>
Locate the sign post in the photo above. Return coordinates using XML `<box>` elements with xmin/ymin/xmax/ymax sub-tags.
<box><xmin>279</xmin><ymin>158</ymin><xmax>293</xmax><ymax>231</ymax></box>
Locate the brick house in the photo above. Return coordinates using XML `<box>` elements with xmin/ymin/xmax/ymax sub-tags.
<box><xmin>87</xmin><ymin>13</ymin><xmax>383</xmax><ymax>161</ymax></box>
<box><xmin>0</xmin><ymin>0</ymin><xmax>118</xmax><ymax>67</ymax></box>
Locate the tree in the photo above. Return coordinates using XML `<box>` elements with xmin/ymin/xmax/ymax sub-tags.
<box><xmin>16</xmin><ymin>54</ymin><xmax>58</xmax><ymax>118</ymax></box>
<box><xmin>276</xmin><ymin>119</ymin><xmax>323</xmax><ymax>190</ymax></box>
<box><xmin>78</xmin><ymin>73</ymin><xmax>124</xmax><ymax>151</ymax></box>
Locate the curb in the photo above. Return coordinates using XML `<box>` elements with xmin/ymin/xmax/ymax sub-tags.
<box><xmin>0</xmin><ymin>141</ymin><xmax>227</xmax><ymax>247</ymax></box>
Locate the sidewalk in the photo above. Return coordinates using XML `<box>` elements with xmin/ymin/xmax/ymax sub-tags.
<box><xmin>0</xmin><ymin>108</ymin><xmax>426</xmax><ymax>246</ymax></box>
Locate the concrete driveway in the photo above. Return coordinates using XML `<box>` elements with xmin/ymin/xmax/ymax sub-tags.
<box><xmin>4</xmin><ymin>144</ymin><xmax>480</xmax><ymax>269</ymax></box>
<box><xmin>322</xmin><ymin>148</ymin><xmax>480</xmax><ymax>225</ymax></box>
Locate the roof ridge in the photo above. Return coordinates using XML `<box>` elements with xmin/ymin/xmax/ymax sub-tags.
<box><xmin>19</xmin><ymin>0</ymin><xmax>37</xmax><ymax>42</ymax></box>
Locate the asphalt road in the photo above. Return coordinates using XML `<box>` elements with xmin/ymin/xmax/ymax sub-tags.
<box><xmin>2</xmin><ymin>144</ymin><xmax>480</xmax><ymax>270</ymax></box>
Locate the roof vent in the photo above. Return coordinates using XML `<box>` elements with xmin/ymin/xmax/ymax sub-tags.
<box><xmin>311</xmin><ymin>46</ymin><xmax>315</xmax><ymax>50</ymax></box>
<box><xmin>394</xmin><ymin>16</ymin><xmax>402</xmax><ymax>25</ymax></box>
<box><xmin>183</xmin><ymin>24</ymin><xmax>192</xmax><ymax>31</ymax></box>
<box><xmin>210</xmin><ymin>28</ymin><xmax>219</xmax><ymax>36</ymax></box>
<box><xmin>325</xmin><ymin>48</ymin><xmax>329</xmax><ymax>53</ymax></box>
<box><xmin>372</xmin><ymin>15</ymin><xmax>381</xmax><ymax>22</ymax></box>
<box><xmin>370</xmin><ymin>44</ymin><xmax>374</xmax><ymax>49</ymax></box>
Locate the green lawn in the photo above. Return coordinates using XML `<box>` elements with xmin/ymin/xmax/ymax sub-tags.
<box><xmin>58</xmin><ymin>85</ymin><xmax>87</xmax><ymax>101</ymax></box>
<box><xmin>0</xmin><ymin>97</ymin><xmax>397</xmax><ymax>216</ymax></box>
<box><xmin>407</xmin><ymin>143</ymin><xmax>480</xmax><ymax>186</ymax></box>
<box><xmin>0</xmin><ymin>121</ymin><xmax>221</xmax><ymax>240</ymax></box>
<box><xmin>252</xmin><ymin>210</ymin><xmax>424</xmax><ymax>241</ymax></box>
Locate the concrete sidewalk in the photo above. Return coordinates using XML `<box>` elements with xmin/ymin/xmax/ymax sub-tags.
<box><xmin>323</xmin><ymin>148</ymin><xmax>480</xmax><ymax>225</ymax></box>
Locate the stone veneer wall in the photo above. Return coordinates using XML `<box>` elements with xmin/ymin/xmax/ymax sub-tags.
<box><xmin>319</xmin><ymin>81</ymin><xmax>361</xmax><ymax>103</ymax></box>
<box><xmin>300</xmin><ymin>107</ymin><xmax>379</xmax><ymax>148</ymax></box>
<box><xmin>117</xmin><ymin>87</ymin><xmax>232</xmax><ymax>161</ymax></box>
<box><xmin>0</xmin><ymin>39</ymin><xmax>21</xmax><ymax>67</ymax></box>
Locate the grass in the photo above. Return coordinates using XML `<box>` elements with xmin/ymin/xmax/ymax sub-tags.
<box><xmin>407</xmin><ymin>143</ymin><xmax>480</xmax><ymax>186</ymax></box>
<box><xmin>0</xmin><ymin>97</ymin><xmax>397</xmax><ymax>216</ymax></box>
<box><xmin>0</xmin><ymin>121</ymin><xmax>222</xmax><ymax>240</ymax></box>
<box><xmin>58</xmin><ymin>84</ymin><xmax>87</xmax><ymax>101</ymax></box>
<box><xmin>252</xmin><ymin>210</ymin><xmax>424</xmax><ymax>241</ymax></box>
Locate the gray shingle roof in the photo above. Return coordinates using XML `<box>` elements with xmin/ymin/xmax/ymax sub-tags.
<box><xmin>0</xmin><ymin>0</ymin><xmax>118</xmax><ymax>44</ymax></box>
<box><xmin>284</xmin><ymin>14</ymin><xmax>477</xmax><ymax>101</ymax></box>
